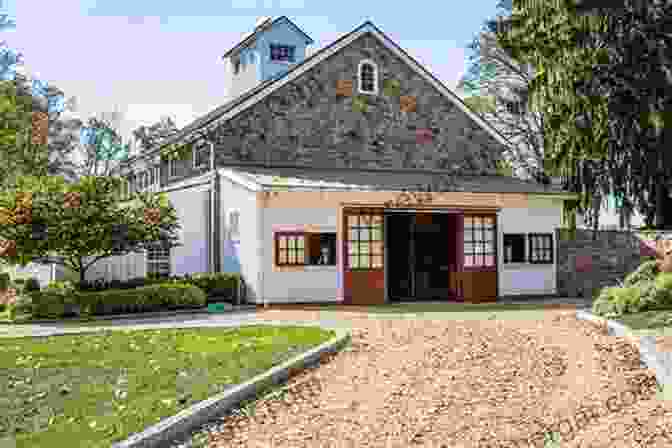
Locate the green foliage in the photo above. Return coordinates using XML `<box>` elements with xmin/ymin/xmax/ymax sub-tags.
<box><xmin>24</xmin><ymin>276</ymin><xmax>40</xmax><ymax>292</ymax></box>
<box><xmin>179</xmin><ymin>272</ymin><xmax>241</xmax><ymax>299</ymax></box>
<box><xmin>623</xmin><ymin>260</ymin><xmax>659</xmax><ymax>287</ymax></box>
<box><xmin>0</xmin><ymin>271</ymin><xmax>9</xmax><ymax>290</ymax></box>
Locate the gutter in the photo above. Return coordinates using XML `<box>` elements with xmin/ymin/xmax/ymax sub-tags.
<box><xmin>209</xmin><ymin>142</ymin><xmax>220</xmax><ymax>274</ymax></box>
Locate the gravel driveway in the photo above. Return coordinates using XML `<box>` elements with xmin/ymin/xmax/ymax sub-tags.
<box><xmin>202</xmin><ymin>309</ymin><xmax>671</xmax><ymax>448</ymax></box>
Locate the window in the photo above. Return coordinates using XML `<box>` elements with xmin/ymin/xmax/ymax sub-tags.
<box><xmin>270</xmin><ymin>44</ymin><xmax>295</xmax><ymax>62</ymax></box>
<box><xmin>358</xmin><ymin>60</ymin><xmax>378</xmax><ymax>95</ymax></box>
<box><xmin>233</xmin><ymin>58</ymin><xmax>241</xmax><ymax>74</ymax></box>
<box><xmin>146</xmin><ymin>241</ymin><xmax>170</xmax><ymax>278</ymax></box>
<box><xmin>505</xmin><ymin>100</ymin><xmax>524</xmax><ymax>115</ymax></box>
<box><xmin>193</xmin><ymin>144</ymin><xmax>209</xmax><ymax>169</ymax></box>
<box><xmin>276</xmin><ymin>233</ymin><xmax>305</xmax><ymax>266</ymax></box>
<box><xmin>346</xmin><ymin>213</ymin><xmax>383</xmax><ymax>269</ymax></box>
<box><xmin>307</xmin><ymin>233</ymin><xmax>336</xmax><ymax>266</ymax></box>
<box><xmin>503</xmin><ymin>234</ymin><xmax>526</xmax><ymax>263</ymax></box>
<box><xmin>274</xmin><ymin>232</ymin><xmax>337</xmax><ymax>266</ymax></box>
<box><xmin>528</xmin><ymin>233</ymin><xmax>553</xmax><ymax>264</ymax></box>
<box><xmin>168</xmin><ymin>158</ymin><xmax>179</xmax><ymax>179</ymax></box>
<box><xmin>463</xmin><ymin>215</ymin><xmax>496</xmax><ymax>268</ymax></box>
<box><xmin>228</xmin><ymin>210</ymin><xmax>240</xmax><ymax>241</ymax></box>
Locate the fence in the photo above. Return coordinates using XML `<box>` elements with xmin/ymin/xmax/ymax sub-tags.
<box><xmin>555</xmin><ymin>228</ymin><xmax>665</xmax><ymax>298</ymax></box>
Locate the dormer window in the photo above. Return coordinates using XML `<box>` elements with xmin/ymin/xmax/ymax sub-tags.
<box><xmin>270</xmin><ymin>44</ymin><xmax>295</xmax><ymax>62</ymax></box>
<box><xmin>358</xmin><ymin>60</ymin><xmax>378</xmax><ymax>95</ymax></box>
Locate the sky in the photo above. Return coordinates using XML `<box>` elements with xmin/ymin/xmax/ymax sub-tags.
<box><xmin>1</xmin><ymin>0</ymin><xmax>501</xmax><ymax>148</ymax></box>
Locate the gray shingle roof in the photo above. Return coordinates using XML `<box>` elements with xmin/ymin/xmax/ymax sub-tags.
<box><xmin>229</xmin><ymin>165</ymin><xmax>570</xmax><ymax>194</ymax></box>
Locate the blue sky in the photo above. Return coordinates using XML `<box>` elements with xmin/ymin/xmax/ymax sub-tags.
<box><xmin>1</xmin><ymin>0</ymin><xmax>500</xmax><ymax>146</ymax></box>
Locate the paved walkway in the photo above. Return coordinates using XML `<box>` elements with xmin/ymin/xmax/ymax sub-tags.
<box><xmin>0</xmin><ymin>311</ymin><xmax>355</xmax><ymax>339</ymax></box>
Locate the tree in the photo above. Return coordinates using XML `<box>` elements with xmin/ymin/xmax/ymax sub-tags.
<box><xmin>0</xmin><ymin>175</ymin><xmax>181</xmax><ymax>283</ymax></box>
<box><xmin>493</xmin><ymin>0</ymin><xmax>624</xmax><ymax>231</ymax></box>
<box><xmin>457</xmin><ymin>0</ymin><xmax>548</xmax><ymax>182</ymax></box>
<box><xmin>0</xmin><ymin>39</ymin><xmax>83</xmax><ymax>186</ymax></box>
<box><xmin>132</xmin><ymin>115</ymin><xmax>179</xmax><ymax>153</ymax></box>
<box><xmin>77</xmin><ymin>115</ymin><xmax>131</xmax><ymax>177</ymax></box>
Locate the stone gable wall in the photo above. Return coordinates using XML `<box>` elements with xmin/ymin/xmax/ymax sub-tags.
<box><xmin>556</xmin><ymin>229</ymin><xmax>661</xmax><ymax>298</ymax></box>
<box><xmin>159</xmin><ymin>33</ymin><xmax>507</xmax><ymax>186</ymax></box>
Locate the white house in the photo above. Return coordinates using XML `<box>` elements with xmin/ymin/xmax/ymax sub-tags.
<box><xmin>93</xmin><ymin>16</ymin><xmax>577</xmax><ymax>305</ymax></box>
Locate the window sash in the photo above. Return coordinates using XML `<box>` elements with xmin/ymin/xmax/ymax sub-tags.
<box><xmin>146</xmin><ymin>242</ymin><xmax>170</xmax><ymax>276</ymax></box>
<box><xmin>527</xmin><ymin>233</ymin><xmax>553</xmax><ymax>264</ymax></box>
<box><xmin>346</xmin><ymin>213</ymin><xmax>383</xmax><ymax>269</ymax></box>
<box><xmin>270</xmin><ymin>45</ymin><xmax>295</xmax><ymax>62</ymax></box>
<box><xmin>463</xmin><ymin>215</ymin><xmax>496</xmax><ymax>268</ymax></box>
<box><xmin>276</xmin><ymin>233</ymin><xmax>306</xmax><ymax>266</ymax></box>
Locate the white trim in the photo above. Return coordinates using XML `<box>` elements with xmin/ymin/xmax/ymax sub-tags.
<box><xmin>191</xmin><ymin>23</ymin><xmax>514</xmax><ymax>152</ymax></box>
<box><xmin>217</xmin><ymin>168</ymin><xmax>262</xmax><ymax>192</ymax></box>
<box><xmin>226</xmin><ymin>208</ymin><xmax>241</xmax><ymax>241</ymax></box>
<box><xmin>357</xmin><ymin>59</ymin><xmax>379</xmax><ymax>95</ymax></box>
<box><xmin>192</xmin><ymin>144</ymin><xmax>209</xmax><ymax>169</ymax></box>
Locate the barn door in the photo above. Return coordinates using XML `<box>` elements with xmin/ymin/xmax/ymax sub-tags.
<box><xmin>343</xmin><ymin>208</ymin><xmax>385</xmax><ymax>305</ymax></box>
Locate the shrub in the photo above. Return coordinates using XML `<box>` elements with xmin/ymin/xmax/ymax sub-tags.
<box><xmin>178</xmin><ymin>273</ymin><xmax>240</xmax><ymax>301</ymax></box>
<box><xmin>623</xmin><ymin>260</ymin><xmax>659</xmax><ymax>287</ymax></box>
<box><xmin>24</xmin><ymin>277</ymin><xmax>41</xmax><ymax>292</ymax></box>
<box><xmin>611</xmin><ymin>286</ymin><xmax>643</xmax><ymax>315</ymax></box>
<box><xmin>6</xmin><ymin>294</ymin><xmax>33</xmax><ymax>320</ymax></box>
<box><xmin>592</xmin><ymin>287</ymin><xmax>621</xmax><ymax>317</ymax></box>
<box><xmin>76</xmin><ymin>283</ymin><xmax>206</xmax><ymax>317</ymax></box>
<box><xmin>30</xmin><ymin>283</ymin><xmax>78</xmax><ymax>319</ymax></box>
<box><xmin>0</xmin><ymin>272</ymin><xmax>10</xmax><ymax>290</ymax></box>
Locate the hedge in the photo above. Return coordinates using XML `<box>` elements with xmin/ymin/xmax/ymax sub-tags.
<box><xmin>30</xmin><ymin>282</ymin><xmax>206</xmax><ymax>319</ymax></box>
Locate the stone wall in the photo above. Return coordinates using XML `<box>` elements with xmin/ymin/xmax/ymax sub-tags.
<box><xmin>556</xmin><ymin>229</ymin><xmax>663</xmax><ymax>298</ymax></box>
<box><xmin>154</xmin><ymin>32</ymin><xmax>507</xmax><ymax>188</ymax></box>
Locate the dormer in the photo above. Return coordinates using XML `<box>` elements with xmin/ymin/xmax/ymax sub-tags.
<box><xmin>222</xmin><ymin>16</ymin><xmax>314</xmax><ymax>100</ymax></box>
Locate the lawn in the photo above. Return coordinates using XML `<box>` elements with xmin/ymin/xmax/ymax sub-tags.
<box><xmin>0</xmin><ymin>325</ymin><xmax>335</xmax><ymax>448</ymax></box>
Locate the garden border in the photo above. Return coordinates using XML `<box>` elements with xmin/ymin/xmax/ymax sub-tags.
<box><xmin>575</xmin><ymin>309</ymin><xmax>672</xmax><ymax>390</ymax></box>
<box><xmin>110</xmin><ymin>323</ymin><xmax>351</xmax><ymax>448</ymax></box>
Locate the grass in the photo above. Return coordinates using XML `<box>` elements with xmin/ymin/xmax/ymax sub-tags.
<box><xmin>0</xmin><ymin>325</ymin><xmax>335</xmax><ymax>448</ymax></box>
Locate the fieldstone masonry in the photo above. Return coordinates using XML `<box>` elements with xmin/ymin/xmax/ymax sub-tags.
<box><xmin>556</xmin><ymin>229</ymin><xmax>666</xmax><ymax>298</ymax></box>
<box><xmin>159</xmin><ymin>33</ymin><xmax>506</xmax><ymax>186</ymax></box>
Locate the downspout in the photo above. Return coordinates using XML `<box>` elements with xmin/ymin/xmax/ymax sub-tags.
<box><xmin>209</xmin><ymin>142</ymin><xmax>220</xmax><ymax>274</ymax></box>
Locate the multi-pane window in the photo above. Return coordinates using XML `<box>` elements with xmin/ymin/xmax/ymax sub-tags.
<box><xmin>463</xmin><ymin>215</ymin><xmax>496</xmax><ymax>268</ymax></box>
<box><xmin>227</xmin><ymin>211</ymin><xmax>240</xmax><ymax>241</ymax></box>
<box><xmin>358</xmin><ymin>61</ymin><xmax>378</xmax><ymax>94</ymax></box>
<box><xmin>528</xmin><ymin>233</ymin><xmax>553</xmax><ymax>264</ymax></box>
<box><xmin>346</xmin><ymin>213</ymin><xmax>383</xmax><ymax>269</ymax></box>
<box><xmin>275</xmin><ymin>233</ymin><xmax>305</xmax><ymax>266</ymax></box>
<box><xmin>146</xmin><ymin>241</ymin><xmax>170</xmax><ymax>278</ymax></box>
<box><xmin>503</xmin><ymin>234</ymin><xmax>526</xmax><ymax>263</ymax></box>
<box><xmin>270</xmin><ymin>44</ymin><xmax>295</xmax><ymax>62</ymax></box>
<box><xmin>274</xmin><ymin>232</ymin><xmax>336</xmax><ymax>266</ymax></box>
<box><xmin>193</xmin><ymin>144</ymin><xmax>209</xmax><ymax>169</ymax></box>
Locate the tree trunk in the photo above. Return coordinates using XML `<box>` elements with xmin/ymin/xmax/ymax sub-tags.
<box><xmin>591</xmin><ymin>193</ymin><xmax>601</xmax><ymax>240</ymax></box>
<box><xmin>78</xmin><ymin>258</ymin><xmax>86</xmax><ymax>284</ymax></box>
<box><xmin>655</xmin><ymin>177</ymin><xmax>666</xmax><ymax>229</ymax></box>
